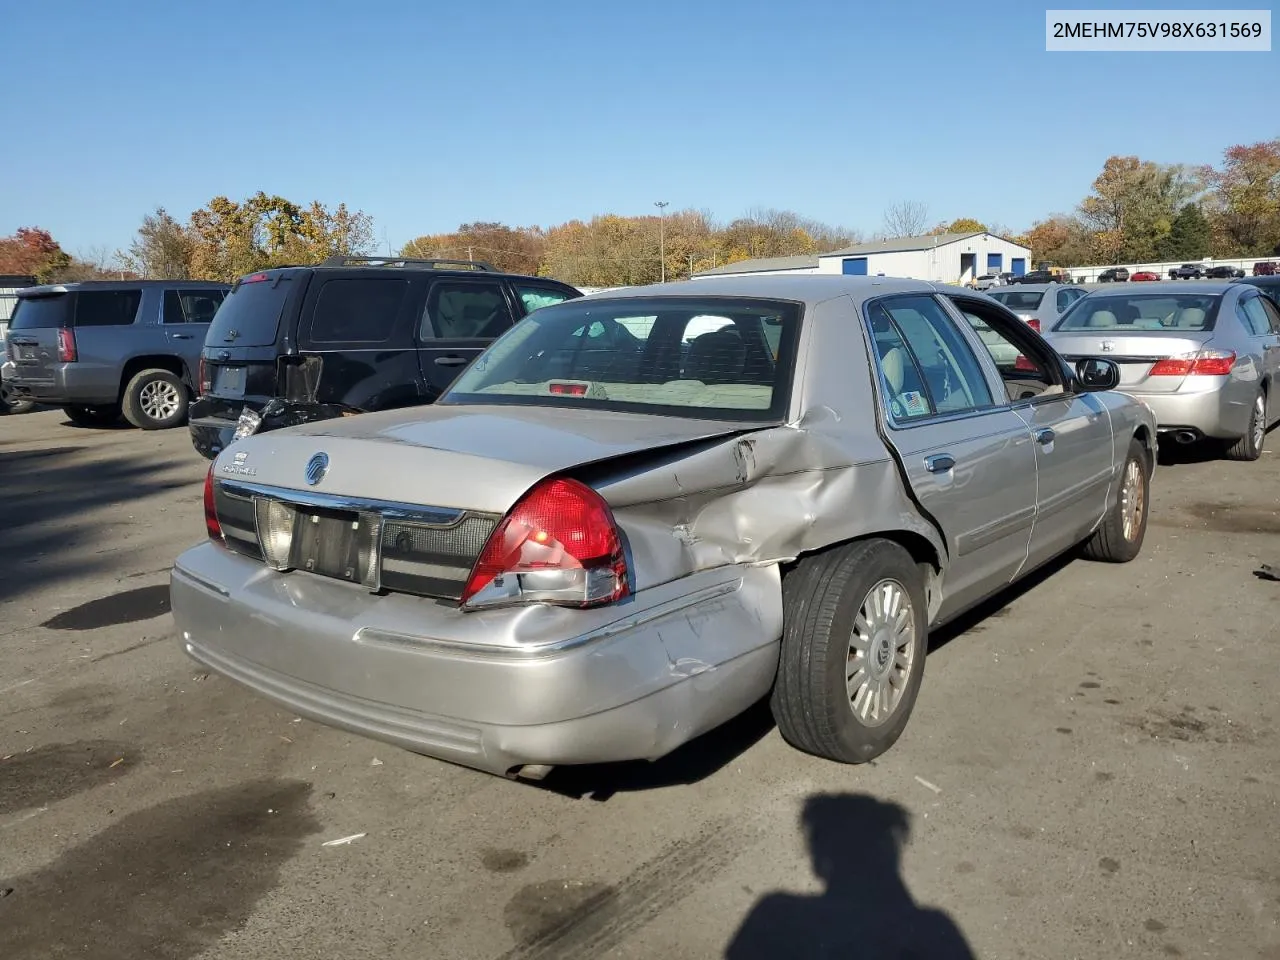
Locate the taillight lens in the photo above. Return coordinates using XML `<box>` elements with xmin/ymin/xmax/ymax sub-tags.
<box><xmin>1026</xmin><ymin>318</ymin><xmax>1041</xmax><ymax>333</ymax></box>
<box><xmin>1149</xmin><ymin>350</ymin><xmax>1236</xmax><ymax>377</ymax></box>
<box><xmin>204</xmin><ymin>465</ymin><xmax>223</xmax><ymax>542</ymax></box>
<box><xmin>198</xmin><ymin>356</ymin><xmax>211</xmax><ymax>396</ymax></box>
<box><xmin>461</xmin><ymin>477</ymin><xmax>629</xmax><ymax>609</ymax></box>
<box><xmin>57</xmin><ymin>328</ymin><xmax>77</xmax><ymax>363</ymax></box>
<box><xmin>1013</xmin><ymin>354</ymin><xmax>1039</xmax><ymax>372</ymax></box>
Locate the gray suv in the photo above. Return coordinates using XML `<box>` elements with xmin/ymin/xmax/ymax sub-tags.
<box><xmin>3</xmin><ymin>280</ymin><xmax>230</xmax><ymax>429</ymax></box>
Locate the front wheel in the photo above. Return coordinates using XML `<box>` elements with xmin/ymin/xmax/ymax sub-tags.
<box><xmin>122</xmin><ymin>368</ymin><xmax>189</xmax><ymax>430</ymax></box>
<box><xmin>63</xmin><ymin>404</ymin><xmax>122</xmax><ymax>428</ymax></box>
<box><xmin>1225</xmin><ymin>392</ymin><xmax>1266</xmax><ymax>462</ymax></box>
<box><xmin>771</xmin><ymin>539</ymin><xmax>929</xmax><ymax>764</ymax></box>
<box><xmin>1083</xmin><ymin>438</ymin><xmax>1150</xmax><ymax>562</ymax></box>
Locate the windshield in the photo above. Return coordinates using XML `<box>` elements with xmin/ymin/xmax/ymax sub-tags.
<box><xmin>1054</xmin><ymin>294</ymin><xmax>1221</xmax><ymax>332</ymax></box>
<box><xmin>205</xmin><ymin>274</ymin><xmax>294</xmax><ymax>347</ymax></box>
<box><xmin>989</xmin><ymin>291</ymin><xmax>1045</xmax><ymax>311</ymax></box>
<box><xmin>9</xmin><ymin>294</ymin><xmax>71</xmax><ymax>330</ymax></box>
<box><xmin>441</xmin><ymin>296</ymin><xmax>802</xmax><ymax>421</ymax></box>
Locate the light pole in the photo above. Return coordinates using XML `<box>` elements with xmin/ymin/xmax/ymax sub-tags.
<box><xmin>654</xmin><ymin>201</ymin><xmax>669</xmax><ymax>283</ymax></box>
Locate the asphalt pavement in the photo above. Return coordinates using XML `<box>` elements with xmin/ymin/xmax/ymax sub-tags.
<box><xmin>1</xmin><ymin>408</ymin><xmax>1278</xmax><ymax>960</ymax></box>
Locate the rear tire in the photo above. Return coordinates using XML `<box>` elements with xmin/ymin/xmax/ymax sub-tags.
<box><xmin>771</xmin><ymin>539</ymin><xmax>929</xmax><ymax>765</ymax></box>
<box><xmin>62</xmin><ymin>404</ymin><xmax>122</xmax><ymax>428</ymax></box>
<box><xmin>1225</xmin><ymin>391</ymin><xmax>1266</xmax><ymax>462</ymax></box>
<box><xmin>1083</xmin><ymin>438</ymin><xmax>1149</xmax><ymax>562</ymax></box>
<box><xmin>122</xmin><ymin>368</ymin><xmax>189</xmax><ymax>430</ymax></box>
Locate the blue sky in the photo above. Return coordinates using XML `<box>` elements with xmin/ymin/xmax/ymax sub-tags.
<box><xmin>2</xmin><ymin>0</ymin><xmax>1276</xmax><ymax>254</ymax></box>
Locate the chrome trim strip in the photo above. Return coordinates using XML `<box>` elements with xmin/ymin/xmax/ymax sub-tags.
<box><xmin>353</xmin><ymin>577</ymin><xmax>744</xmax><ymax>660</ymax></box>
<box><xmin>218</xmin><ymin>480</ymin><xmax>475</xmax><ymax>527</ymax></box>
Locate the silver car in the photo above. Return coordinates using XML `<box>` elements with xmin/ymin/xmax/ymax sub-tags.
<box><xmin>1045</xmin><ymin>281</ymin><xmax>1280</xmax><ymax>459</ymax></box>
<box><xmin>171</xmin><ymin>276</ymin><xmax>1157</xmax><ymax>780</ymax></box>
<box><xmin>987</xmin><ymin>282</ymin><xmax>1090</xmax><ymax>333</ymax></box>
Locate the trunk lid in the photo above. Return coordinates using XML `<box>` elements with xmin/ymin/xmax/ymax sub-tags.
<box><xmin>1048</xmin><ymin>330</ymin><xmax>1215</xmax><ymax>392</ymax></box>
<box><xmin>217</xmin><ymin>402</ymin><xmax>749</xmax><ymax>514</ymax></box>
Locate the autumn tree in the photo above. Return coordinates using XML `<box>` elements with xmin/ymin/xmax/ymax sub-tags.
<box><xmin>1022</xmin><ymin>215</ymin><xmax>1094</xmax><ymax>266</ymax></box>
<box><xmin>1155</xmin><ymin>204</ymin><xmax>1211</xmax><ymax>261</ymax></box>
<box><xmin>1079</xmin><ymin>155</ymin><xmax>1201</xmax><ymax>262</ymax></box>
<box><xmin>1201</xmin><ymin>138</ymin><xmax>1280</xmax><ymax>256</ymax></box>
<box><xmin>0</xmin><ymin>227</ymin><xmax>69</xmax><ymax>280</ymax></box>
<box><xmin>402</xmin><ymin>222</ymin><xmax>547</xmax><ymax>275</ymax></box>
<box><xmin>929</xmin><ymin>217</ymin><xmax>989</xmax><ymax>235</ymax></box>
<box><xmin>881</xmin><ymin>201</ymin><xmax>929</xmax><ymax>238</ymax></box>
<box><xmin>121</xmin><ymin>207</ymin><xmax>194</xmax><ymax>279</ymax></box>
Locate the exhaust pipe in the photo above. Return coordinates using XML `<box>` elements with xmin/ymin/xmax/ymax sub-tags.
<box><xmin>1172</xmin><ymin>430</ymin><xmax>1198</xmax><ymax>445</ymax></box>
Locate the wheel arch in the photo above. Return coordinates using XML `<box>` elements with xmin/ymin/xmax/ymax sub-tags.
<box><xmin>118</xmin><ymin>355</ymin><xmax>190</xmax><ymax>400</ymax></box>
<box><xmin>784</xmin><ymin>528</ymin><xmax>944</xmax><ymax>622</ymax></box>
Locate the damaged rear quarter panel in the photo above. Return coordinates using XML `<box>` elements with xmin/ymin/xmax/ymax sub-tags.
<box><xmin>590</xmin><ymin>294</ymin><xmax>946</xmax><ymax>617</ymax></box>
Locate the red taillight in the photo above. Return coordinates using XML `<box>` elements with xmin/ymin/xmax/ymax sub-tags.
<box><xmin>240</xmin><ymin>272</ymin><xmax>271</xmax><ymax>284</ymax></box>
<box><xmin>1027</xmin><ymin>318</ymin><xmax>1041</xmax><ymax>333</ymax></box>
<box><xmin>204</xmin><ymin>465</ymin><xmax>223</xmax><ymax>541</ymax></box>
<box><xmin>461</xmin><ymin>477</ymin><xmax>629</xmax><ymax>609</ymax></box>
<box><xmin>1013</xmin><ymin>354</ymin><xmax>1039</xmax><ymax>372</ymax></box>
<box><xmin>1149</xmin><ymin>351</ymin><xmax>1236</xmax><ymax>377</ymax></box>
<box><xmin>198</xmin><ymin>356</ymin><xmax>211</xmax><ymax>396</ymax></box>
<box><xmin>57</xmin><ymin>328</ymin><xmax>77</xmax><ymax>363</ymax></box>
<box><xmin>549</xmin><ymin>382</ymin><xmax>588</xmax><ymax>396</ymax></box>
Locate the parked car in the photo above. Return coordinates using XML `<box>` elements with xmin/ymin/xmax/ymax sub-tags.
<box><xmin>3</xmin><ymin>280</ymin><xmax>230</xmax><ymax>428</ymax></box>
<box><xmin>188</xmin><ymin>256</ymin><xmax>582</xmax><ymax>460</ymax></box>
<box><xmin>173</xmin><ymin>275</ymin><xmax>1156</xmax><ymax>780</ymax></box>
<box><xmin>1205</xmin><ymin>265</ymin><xmax>1245</xmax><ymax>280</ymax></box>
<box><xmin>986</xmin><ymin>282</ymin><xmax>1089</xmax><ymax>333</ymax></box>
<box><xmin>1234</xmin><ymin>274</ymin><xmax>1280</xmax><ymax>309</ymax></box>
<box><xmin>998</xmin><ymin>272</ymin><xmax>1018</xmax><ymax>285</ymax></box>
<box><xmin>1252</xmin><ymin>261</ymin><xmax>1278</xmax><ymax>276</ymax></box>
<box><xmin>0</xmin><ymin>321</ymin><xmax>36</xmax><ymax>414</ymax></box>
<box><xmin>1044</xmin><ymin>281</ymin><xmax>1280</xmax><ymax>459</ymax></box>
<box><xmin>1098</xmin><ymin>267</ymin><xmax>1130</xmax><ymax>283</ymax></box>
<box><xmin>1130</xmin><ymin>271</ymin><xmax>1161</xmax><ymax>282</ymax></box>
<box><xmin>1168</xmin><ymin>263</ymin><xmax>1206</xmax><ymax>280</ymax></box>
<box><xmin>971</xmin><ymin>273</ymin><xmax>1003</xmax><ymax>290</ymax></box>
<box><xmin>1012</xmin><ymin>269</ymin><xmax>1057</xmax><ymax>285</ymax></box>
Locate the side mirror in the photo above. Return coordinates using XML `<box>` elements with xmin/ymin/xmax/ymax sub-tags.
<box><xmin>1075</xmin><ymin>357</ymin><xmax>1120</xmax><ymax>392</ymax></box>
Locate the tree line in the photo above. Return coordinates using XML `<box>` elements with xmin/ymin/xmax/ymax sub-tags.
<box><xmin>3</xmin><ymin>137</ymin><xmax>1276</xmax><ymax>287</ymax></box>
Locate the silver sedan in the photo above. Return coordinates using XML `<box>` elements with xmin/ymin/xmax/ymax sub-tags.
<box><xmin>1044</xmin><ymin>281</ymin><xmax>1280</xmax><ymax>459</ymax></box>
<box><xmin>171</xmin><ymin>275</ymin><xmax>1156</xmax><ymax>780</ymax></box>
<box><xmin>986</xmin><ymin>282</ymin><xmax>1090</xmax><ymax>333</ymax></box>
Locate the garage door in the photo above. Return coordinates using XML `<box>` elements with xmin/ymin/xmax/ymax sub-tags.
<box><xmin>1011</xmin><ymin>258</ymin><xmax>1026</xmax><ymax>277</ymax></box>
<box><xmin>842</xmin><ymin>258</ymin><xmax>868</xmax><ymax>276</ymax></box>
<box><xmin>987</xmin><ymin>253</ymin><xmax>1003</xmax><ymax>272</ymax></box>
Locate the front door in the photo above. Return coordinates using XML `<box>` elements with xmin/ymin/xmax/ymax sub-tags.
<box><xmin>865</xmin><ymin>295</ymin><xmax>1037</xmax><ymax>621</ymax></box>
<box><xmin>944</xmin><ymin>293</ymin><xmax>1113</xmax><ymax>572</ymax></box>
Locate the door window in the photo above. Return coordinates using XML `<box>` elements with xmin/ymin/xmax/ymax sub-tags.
<box><xmin>73</xmin><ymin>290</ymin><xmax>142</xmax><ymax>327</ymax></box>
<box><xmin>425</xmin><ymin>281</ymin><xmax>516</xmax><ymax>340</ymax></box>
<box><xmin>513</xmin><ymin>284</ymin><xmax>574</xmax><ymax>315</ymax></box>
<box><xmin>1238</xmin><ymin>296</ymin><xmax>1275</xmax><ymax>336</ymax></box>
<box><xmin>867</xmin><ymin>296</ymin><xmax>993</xmax><ymax>420</ymax></box>
<box><xmin>1257</xmin><ymin>295</ymin><xmax>1280</xmax><ymax>333</ymax></box>
<box><xmin>164</xmin><ymin>289</ymin><xmax>226</xmax><ymax>324</ymax></box>
<box><xmin>948</xmin><ymin>297</ymin><xmax>1063</xmax><ymax>402</ymax></box>
<box><xmin>1056</xmin><ymin>288</ymin><xmax>1083</xmax><ymax>312</ymax></box>
<box><xmin>308</xmin><ymin>278</ymin><xmax>408</xmax><ymax>344</ymax></box>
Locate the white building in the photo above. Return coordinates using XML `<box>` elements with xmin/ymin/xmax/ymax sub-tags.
<box><xmin>691</xmin><ymin>232</ymin><xmax>1033</xmax><ymax>286</ymax></box>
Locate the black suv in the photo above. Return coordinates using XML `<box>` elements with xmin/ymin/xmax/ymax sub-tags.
<box><xmin>1098</xmin><ymin>267</ymin><xmax>1130</xmax><ymax>283</ymax></box>
<box><xmin>189</xmin><ymin>256</ymin><xmax>581</xmax><ymax>460</ymax></box>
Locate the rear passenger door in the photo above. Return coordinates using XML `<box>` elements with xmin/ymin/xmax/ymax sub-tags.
<box><xmin>417</xmin><ymin>278</ymin><xmax>519</xmax><ymax>398</ymax></box>
<box><xmin>865</xmin><ymin>295</ymin><xmax>1037</xmax><ymax>621</ymax></box>
<box><xmin>1239</xmin><ymin>293</ymin><xmax>1280</xmax><ymax>424</ymax></box>
<box><xmin>945</xmin><ymin>293</ymin><xmax>1114</xmax><ymax>571</ymax></box>
<box><xmin>295</xmin><ymin>274</ymin><xmax>423</xmax><ymax>412</ymax></box>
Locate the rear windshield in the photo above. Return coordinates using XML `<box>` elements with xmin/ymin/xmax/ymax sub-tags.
<box><xmin>206</xmin><ymin>275</ymin><xmax>294</xmax><ymax>347</ymax></box>
<box><xmin>10</xmin><ymin>294</ymin><xmax>71</xmax><ymax>330</ymax></box>
<box><xmin>441</xmin><ymin>296</ymin><xmax>802</xmax><ymax>422</ymax></box>
<box><xmin>988</xmin><ymin>291</ymin><xmax>1045</xmax><ymax>310</ymax></box>
<box><xmin>1055</xmin><ymin>294</ymin><xmax>1221</xmax><ymax>332</ymax></box>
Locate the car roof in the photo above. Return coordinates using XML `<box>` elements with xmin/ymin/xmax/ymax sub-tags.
<box><xmin>243</xmin><ymin>261</ymin><xmax>560</xmax><ymax>283</ymax></box>
<box><xmin>989</xmin><ymin>283</ymin><xmax>1068</xmax><ymax>293</ymax></box>
<box><xmin>1237</xmin><ymin>275</ymin><xmax>1280</xmax><ymax>287</ymax></box>
<box><xmin>577</xmin><ymin>274</ymin><xmax>943</xmax><ymax>308</ymax></box>
<box><xmin>1080</xmin><ymin>281</ymin><xmax>1231</xmax><ymax>295</ymax></box>
<box><xmin>17</xmin><ymin>279</ymin><xmax>230</xmax><ymax>296</ymax></box>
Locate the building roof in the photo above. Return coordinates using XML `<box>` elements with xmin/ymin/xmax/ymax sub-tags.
<box><xmin>694</xmin><ymin>253</ymin><xmax>820</xmax><ymax>277</ymax></box>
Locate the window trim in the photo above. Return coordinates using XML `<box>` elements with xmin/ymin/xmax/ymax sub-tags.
<box><xmin>421</xmin><ymin>277</ymin><xmax>521</xmax><ymax>342</ymax></box>
<box><xmin>861</xmin><ymin>293</ymin><xmax>1003</xmax><ymax>431</ymax></box>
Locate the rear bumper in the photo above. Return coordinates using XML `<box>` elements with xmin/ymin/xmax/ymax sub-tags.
<box><xmin>3</xmin><ymin>362</ymin><xmax>118</xmax><ymax>405</ymax></box>
<box><xmin>189</xmin><ymin>397</ymin><xmax>355</xmax><ymax>461</ymax></box>
<box><xmin>1124</xmin><ymin>382</ymin><xmax>1251</xmax><ymax>440</ymax></box>
<box><xmin>170</xmin><ymin>543</ymin><xmax>782</xmax><ymax>776</ymax></box>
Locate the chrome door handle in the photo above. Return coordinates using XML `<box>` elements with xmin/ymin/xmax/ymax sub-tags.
<box><xmin>924</xmin><ymin>454</ymin><xmax>956</xmax><ymax>474</ymax></box>
<box><xmin>434</xmin><ymin>356</ymin><xmax>468</xmax><ymax>366</ymax></box>
<box><xmin>170</xmin><ymin>333</ymin><xmax>192</xmax><ymax>340</ymax></box>
<box><xmin>1035</xmin><ymin>428</ymin><xmax>1055</xmax><ymax>445</ymax></box>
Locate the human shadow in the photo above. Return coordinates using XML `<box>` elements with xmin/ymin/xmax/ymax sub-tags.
<box><xmin>726</xmin><ymin>793</ymin><xmax>976</xmax><ymax>960</ymax></box>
